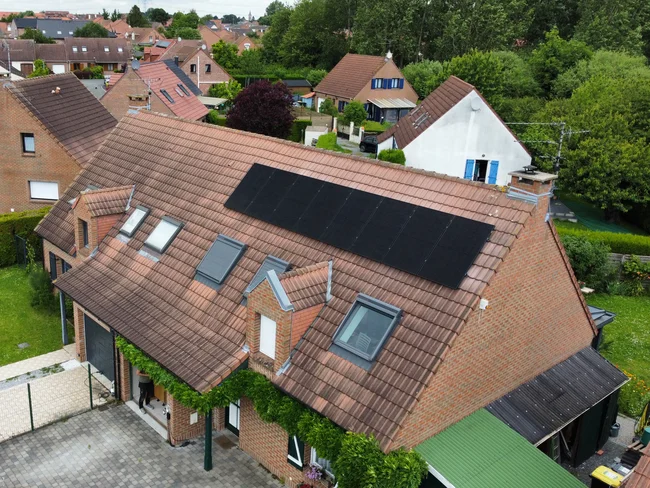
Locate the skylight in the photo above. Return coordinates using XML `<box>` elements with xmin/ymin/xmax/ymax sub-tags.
<box><xmin>160</xmin><ymin>89</ymin><xmax>174</xmax><ymax>104</ymax></box>
<box><xmin>120</xmin><ymin>205</ymin><xmax>149</xmax><ymax>237</ymax></box>
<box><xmin>195</xmin><ymin>235</ymin><xmax>246</xmax><ymax>290</ymax></box>
<box><xmin>177</xmin><ymin>83</ymin><xmax>190</xmax><ymax>96</ymax></box>
<box><xmin>82</xmin><ymin>46</ymin><xmax>87</xmax><ymax>52</ymax></box>
<box><xmin>175</xmin><ymin>87</ymin><xmax>185</xmax><ymax>98</ymax></box>
<box><xmin>118</xmin><ymin>47</ymin><xmax>123</xmax><ymax>52</ymax></box>
<box><xmin>244</xmin><ymin>255</ymin><xmax>290</xmax><ymax>296</ymax></box>
<box><xmin>72</xmin><ymin>46</ymin><xmax>78</xmax><ymax>52</ymax></box>
<box><xmin>143</xmin><ymin>217</ymin><xmax>183</xmax><ymax>253</ymax></box>
<box><xmin>104</xmin><ymin>46</ymin><xmax>109</xmax><ymax>52</ymax></box>
<box><xmin>332</xmin><ymin>294</ymin><xmax>402</xmax><ymax>362</ymax></box>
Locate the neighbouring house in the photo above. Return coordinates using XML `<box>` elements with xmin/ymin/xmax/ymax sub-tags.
<box><xmin>35</xmin><ymin>19</ymin><xmax>90</xmax><ymax>41</ymax></box>
<box><xmin>0</xmin><ymin>21</ymin><xmax>12</xmax><ymax>38</ymax></box>
<box><xmin>1</xmin><ymin>39</ymin><xmax>36</xmax><ymax>76</ymax></box>
<box><xmin>198</xmin><ymin>24</ymin><xmax>237</xmax><ymax>48</ymax></box>
<box><xmin>93</xmin><ymin>18</ymin><xmax>130</xmax><ymax>38</ymax></box>
<box><xmin>282</xmin><ymin>79</ymin><xmax>312</xmax><ymax>101</ymax></box>
<box><xmin>10</xmin><ymin>17</ymin><xmax>37</xmax><ymax>38</ymax></box>
<box><xmin>234</xmin><ymin>35</ymin><xmax>256</xmax><ymax>54</ymax></box>
<box><xmin>64</xmin><ymin>38</ymin><xmax>130</xmax><ymax>73</ymax></box>
<box><xmin>0</xmin><ymin>59</ymin><xmax>25</xmax><ymax>79</ymax></box>
<box><xmin>124</xmin><ymin>27</ymin><xmax>164</xmax><ymax>46</ymax></box>
<box><xmin>37</xmin><ymin>111</ymin><xmax>625</xmax><ymax>487</ymax></box>
<box><xmin>314</xmin><ymin>52</ymin><xmax>418</xmax><ymax>123</ymax></box>
<box><xmin>0</xmin><ymin>73</ymin><xmax>116</xmax><ymax>213</ymax></box>
<box><xmin>156</xmin><ymin>41</ymin><xmax>231</xmax><ymax>95</ymax></box>
<box><xmin>377</xmin><ymin>76</ymin><xmax>532</xmax><ymax>186</ymax></box>
<box><xmin>36</xmin><ymin>43</ymin><xmax>68</xmax><ymax>74</ymax></box>
<box><xmin>142</xmin><ymin>39</ymin><xmax>175</xmax><ymax>62</ymax></box>
<box><xmin>100</xmin><ymin>60</ymin><xmax>208</xmax><ymax>120</ymax></box>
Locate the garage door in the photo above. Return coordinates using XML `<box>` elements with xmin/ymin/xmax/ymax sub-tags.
<box><xmin>84</xmin><ymin>314</ymin><xmax>115</xmax><ymax>382</ymax></box>
<box><xmin>52</xmin><ymin>64</ymin><xmax>65</xmax><ymax>74</ymax></box>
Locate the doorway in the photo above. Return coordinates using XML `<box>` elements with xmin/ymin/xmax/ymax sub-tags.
<box><xmin>131</xmin><ymin>364</ymin><xmax>168</xmax><ymax>427</ymax></box>
<box><xmin>225</xmin><ymin>399</ymin><xmax>240</xmax><ymax>436</ymax></box>
<box><xmin>473</xmin><ymin>160</ymin><xmax>488</xmax><ymax>182</ymax></box>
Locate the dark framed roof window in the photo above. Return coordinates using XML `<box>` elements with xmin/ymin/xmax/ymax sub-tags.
<box><xmin>195</xmin><ymin>234</ymin><xmax>247</xmax><ymax>290</ymax></box>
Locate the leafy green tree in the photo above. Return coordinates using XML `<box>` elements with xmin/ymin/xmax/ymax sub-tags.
<box><xmin>262</xmin><ymin>7</ymin><xmax>292</xmax><ymax>63</ymax></box>
<box><xmin>208</xmin><ymin>79</ymin><xmax>243</xmax><ymax>101</ymax></box>
<box><xmin>74</xmin><ymin>23</ymin><xmax>110</xmax><ymax>38</ymax></box>
<box><xmin>238</xmin><ymin>49</ymin><xmax>265</xmax><ymax>73</ymax></box>
<box><xmin>528</xmin><ymin>28</ymin><xmax>592</xmax><ymax>94</ymax></box>
<box><xmin>127</xmin><ymin>5</ymin><xmax>149</xmax><ymax>27</ymax></box>
<box><xmin>258</xmin><ymin>0</ymin><xmax>287</xmax><ymax>25</ymax></box>
<box><xmin>175</xmin><ymin>27</ymin><xmax>201</xmax><ymax>40</ymax></box>
<box><xmin>492</xmin><ymin>51</ymin><xmax>541</xmax><ymax>98</ymax></box>
<box><xmin>111</xmin><ymin>9</ymin><xmax>120</xmax><ymax>22</ymax></box>
<box><xmin>306</xmin><ymin>69</ymin><xmax>327</xmax><ymax>87</ymax></box>
<box><xmin>212</xmin><ymin>40</ymin><xmax>240</xmax><ymax>71</ymax></box>
<box><xmin>319</xmin><ymin>98</ymin><xmax>338</xmax><ymax>117</ymax></box>
<box><xmin>20</xmin><ymin>28</ymin><xmax>55</xmax><ymax>44</ymax></box>
<box><xmin>147</xmin><ymin>8</ymin><xmax>170</xmax><ymax>23</ymax></box>
<box><xmin>222</xmin><ymin>14</ymin><xmax>241</xmax><ymax>24</ymax></box>
<box><xmin>102</xmin><ymin>8</ymin><xmax>110</xmax><ymax>20</ymax></box>
<box><xmin>573</xmin><ymin>0</ymin><xmax>644</xmax><ymax>54</ymax></box>
<box><xmin>402</xmin><ymin>60</ymin><xmax>443</xmax><ymax>98</ymax></box>
<box><xmin>226</xmin><ymin>80</ymin><xmax>294</xmax><ymax>138</ymax></box>
<box><xmin>560</xmin><ymin>234</ymin><xmax>611</xmax><ymax>289</ymax></box>
<box><xmin>523</xmin><ymin>0</ymin><xmax>580</xmax><ymax>44</ymax></box>
<box><xmin>28</xmin><ymin>59</ymin><xmax>50</xmax><ymax>78</ymax></box>
<box><xmin>343</xmin><ymin>100</ymin><xmax>367</xmax><ymax>125</ymax></box>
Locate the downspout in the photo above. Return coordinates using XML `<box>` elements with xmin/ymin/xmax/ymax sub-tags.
<box><xmin>59</xmin><ymin>291</ymin><xmax>68</xmax><ymax>345</ymax></box>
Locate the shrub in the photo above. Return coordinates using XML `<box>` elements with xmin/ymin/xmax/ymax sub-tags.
<box><xmin>342</xmin><ymin>100</ymin><xmax>367</xmax><ymax>126</ymax></box>
<box><xmin>319</xmin><ymin>98</ymin><xmax>338</xmax><ymax>117</ymax></box>
<box><xmin>619</xmin><ymin>371</ymin><xmax>650</xmax><ymax>417</ymax></box>
<box><xmin>362</xmin><ymin>120</ymin><xmax>393</xmax><ymax>133</ymax></box>
<box><xmin>288</xmin><ymin>120</ymin><xmax>310</xmax><ymax>143</ymax></box>
<box><xmin>559</xmin><ymin>234</ymin><xmax>611</xmax><ymax>290</ymax></box>
<box><xmin>316</xmin><ymin>132</ymin><xmax>351</xmax><ymax>153</ymax></box>
<box><xmin>621</xmin><ymin>255</ymin><xmax>650</xmax><ymax>296</ymax></box>
<box><xmin>0</xmin><ymin>207</ymin><xmax>49</xmax><ymax>267</ymax></box>
<box><xmin>306</xmin><ymin>68</ymin><xmax>327</xmax><ymax>87</ymax></box>
<box><xmin>206</xmin><ymin>110</ymin><xmax>227</xmax><ymax>126</ymax></box>
<box><xmin>555</xmin><ymin>226</ymin><xmax>650</xmax><ymax>256</ymax></box>
<box><xmin>29</xmin><ymin>268</ymin><xmax>57</xmax><ymax>312</ymax></box>
<box><xmin>378</xmin><ymin>149</ymin><xmax>406</xmax><ymax>165</ymax></box>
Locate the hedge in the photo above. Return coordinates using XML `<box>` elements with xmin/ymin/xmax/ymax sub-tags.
<box><xmin>378</xmin><ymin>149</ymin><xmax>406</xmax><ymax>165</ymax></box>
<box><xmin>316</xmin><ymin>132</ymin><xmax>351</xmax><ymax>153</ymax></box>
<box><xmin>288</xmin><ymin>120</ymin><xmax>310</xmax><ymax>143</ymax></box>
<box><xmin>206</xmin><ymin>110</ymin><xmax>227</xmax><ymax>126</ymax></box>
<box><xmin>556</xmin><ymin>226</ymin><xmax>650</xmax><ymax>256</ymax></box>
<box><xmin>0</xmin><ymin>207</ymin><xmax>49</xmax><ymax>267</ymax></box>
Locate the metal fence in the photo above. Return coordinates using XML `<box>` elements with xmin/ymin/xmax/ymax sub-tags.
<box><xmin>0</xmin><ymin>365</ymin><xmax>111</xmax><ymax>443</ymax></box>
<box><xmin>14</xmin><ymin>235</ymin><xmax>26</xmax><ymax>267</ymax></box>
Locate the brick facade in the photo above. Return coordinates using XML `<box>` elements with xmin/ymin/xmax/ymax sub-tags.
<box><xmin>73</xmin><ymin>302</ymin><xmax>86</xmax><ymax>362</ymax></box>
<box><xmin>178</xmin><ymin>49</ymin><xmax>230</xmax><ymax>95</ymax></box>
<box><xmin>117</xmin><ymin>350</ymin><xmax>131</xmax><ymax>402</ymax></box>
<box><xmin>100</xmin><ymin>68</ymin><xmax>172</xmax><ymax>120</ymax></box>
<box><xmin>168</xmin><ymin>395</ymin><xmax>205</xmax><ymax>446</ymax></box>
<box><xmin>391</xmin><ymin>193</ymin><xmax>596</xmax><ymax>450</ymax></box>
<box><xmin>0</xmin><ymin>88</ymin><xmax>81</xmax><ymax>213</ymax></box>
<box><xmin>291</xmin><ymin>305</ymin><xmax>322</xmax><ymax>349</ymax></box>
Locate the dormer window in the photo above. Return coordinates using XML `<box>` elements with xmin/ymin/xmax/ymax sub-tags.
<box><xmin>331</xmin><ymin>294</ymin><xmax>401</xmax><ymax>363</ymax></box>
<box><xmin>120</xmin><ymin>205</ymin><xmax>149</xmax><ymax>237</ymax></box>
<box><xmin>143</xmin><ymin>216</ymin><xmax>183</xmax><ymax>253</ymax></box>
<box><xmin>81</xmin><ymin>219</ymin><xmax>89</xmax><ymax>248</ymax></box>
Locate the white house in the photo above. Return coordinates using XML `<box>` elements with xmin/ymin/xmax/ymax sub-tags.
<box><xmin>377</xmin><ymin>76</ymin><xmax>531</xmax><ymax>186</ymax></box>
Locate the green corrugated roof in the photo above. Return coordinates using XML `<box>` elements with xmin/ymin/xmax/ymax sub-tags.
<box><xmin>414</xmin><ymin>409</ymin><xmax>584</xmax><ymax>488</ymax></box>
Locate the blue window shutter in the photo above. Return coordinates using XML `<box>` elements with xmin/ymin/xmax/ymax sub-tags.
<box><xmin>464</xmin><ymin>160</ymin><xmax>475</xmax><ymax>180</ymax></box>
<box><xmin>399</xmin><ymin>78</ymin><xmax>404</xmax><ymax>89</ymax></box>
<box><xmin>382</xmin><ymin>78</ymin><xmax>388</xmax><ymax>89</ymax></box>
<box><xmin>371</xmin><ymin>78</ymin><xmax>376</xmax><ymax>89</ymax></box>
<box><xmin>487</xmin><ymin>160</ymin><xmax>499</xmax><ymax>184</ymax></box>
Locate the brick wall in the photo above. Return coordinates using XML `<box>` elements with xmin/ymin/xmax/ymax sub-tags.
<box><xmin>100</xmin><ymin>68</ymin><xmax>172</xmax><ymax>120</ymax></box>
<box><xmin>392</xmin><ymin>200</ymin><xmax>596</xmax><ymax>450</ymax></box>
<box><xmin>168</xmin><ymin>395</ymin><xmax>205</xmax><ymax>445</ymax></box>
<box><xmin>0</xmin><ymin>89</ymin><xmax>82</xmax><ymax>213</ymax></box>
<box><xmin>117</xmin><ymin>351</ymin><xmax>131</xmax><ymax>402</ymax></box>
<box><xmin>73</xmin><ymin>301</ymin><xmax>86</xmax><ymax>361</ymax></box>
<box><xmin>290</xmin><ymin>304</ymin><xmax>322</xmax><ymax>349</ymax></box>
<box><xmin>96</xmin><ymin>213</ymin><xmax>122</xmax><ymax>245</ymax></box>
<box><xmin>179</xmin><ymin>49</ymin><xmax>230</xmax><ymax>95</ymax></box>
<box><xmin>43</xmin><ymin>239</ymin><xmax>82</xmax><ymax>276</ymax></box>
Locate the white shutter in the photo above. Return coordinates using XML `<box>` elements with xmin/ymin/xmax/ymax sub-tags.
<box><xmin>228</xmin><ymin>399</ymin><xmax>240</xmax><ymax>429</ymax></box>
<box><xmin>259</xmin><ymin>315</ymin><xmax>277</xmax><ymax>359</ymax></box>
<box><xmin>29</xmin><ymin>181</ymin><xmax>59</xmax><ymax>200</ymax></box>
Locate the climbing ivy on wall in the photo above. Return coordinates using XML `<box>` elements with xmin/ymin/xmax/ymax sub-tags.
<box><xmin>116</xmin><ymin>336</ymin><xmax>427</xmax><ymax>488</ymax></box>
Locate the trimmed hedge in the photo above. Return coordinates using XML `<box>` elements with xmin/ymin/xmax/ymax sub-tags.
<box><xmin>556</xmin><ymin>226</ymin><xmax>650</xmax><ymax>256</ymax></box>
<box><xmin>288</xmin><ymin>120</ymin><xmax>310</xmax><ymax>143</ymax></box>
<box><xmin>316</xmin><ymin>132</ymin><xmax>351</xmax><ymax>153</ymax></box>
<box><xmin>206</xmin><ymin>110</ymin><xmax>227</xmax><ymax>126</ymax></box>
<box><xmin>378</xmin><ymin>149</ymin><xmax>406</xmax><ymax>165</ymax></box>
<box><xmin>0</xmin><ymin>207</ymin><xmax>49</xmax><ymax>267</ymax></box>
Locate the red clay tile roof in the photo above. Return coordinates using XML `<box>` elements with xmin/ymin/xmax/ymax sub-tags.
<box><xmin>41</xmin><ymin>112</ymin><xmax>534</xmax><ymax>446</ymax></box>
<box><xmin>136</xmin><ymin>61</ymin><xmax>208</xmax><ymax>120</ymax></box>
<box><xmin>280</xmin><ymin>262</ymin><xmax>329</xmax><ymax>311</ymax></box>
<box><xmin>314</xmin><ymin>53</ymin><xmax>387</xmax><ymax>99</ymax></box>
<box><xmin>107</xmin><ymin>72</ymin><xmax>123</xmax><ymax>88</ymax></box>
<box><xmin>6</xmin><ymin>73</ymin><xmax>117</xmax><ymax>167</ymax></box>
<box><xmin>157</xmin><ymin>40</ymin><xmax>204</xmax><ymax>62</ymax></box>
<box><xmin>625</xmin><ymin>446</ymin><xmax>650</xmax><ymax>488</ymax></box>
<box><xmin>74</xmin><ymin>185</ymin><xmax>133</xmax><ymax>217</ymax></box>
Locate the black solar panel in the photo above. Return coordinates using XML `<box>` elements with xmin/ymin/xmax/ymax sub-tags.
<box><xmin>225</xmin><ymin>164</ymin><xmax>494</xmax><ymax>289</ymax></box>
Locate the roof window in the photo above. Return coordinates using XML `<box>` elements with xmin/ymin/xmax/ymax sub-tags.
<box><xmin>160</xmin><ymin>89</ymin><xmax>174</xmax><ymax>104</ymax></box>
<box><xmin>332</xmin><ymin>294</ymin><xmax>402</xmax><ymax>363</ymax></box>
<box><xmin>68</xmin><ymin>31</ymin><xmax>73</xmax><ymax>35</ymax></box>
<box><xmin>143</xmin><ymin>216</ymin><xmax>183</xmax><ymax>253</ymax></box>
<box><xmin>175</xmin><ymin>87</ymin><xmax>185</xmax><ymax>98</ymax></box>
<box><xmin>119</xmin><ymin>205</ymin><xmax>149</xmax><ymax>237</ymax></box>
<box><xmin>82</xmin><ymin>46</ymin><xmax>87</xmax><ymax>52</ymax></box>
<box><xmin>104</xmin><ymin>46</ymin><xmax>109</xmax><ymax>52</ymax></box>
<box><xmin>177</xmin><ymin>83</ymin><xmax>190</xmax><ymax>96</ymax></box>
<box><xmin>118</xmin><ymin>47</ymin><xmax>123</xmax><ymax>53</ymax></box>
<box><xmin>195</xmin><ymin>234</ymin><xmax>246</xmax><ymax>290</ymax></box>
<box><xmin>57</xmin><ymin>30</ymin><xmax>62</xmax><ymax>34</ymax></box>
<box><xmin>72</xmin><ymin>46</ymin><xmax>78</xmax><ymax>52</ymax></box>
<box><xmin>244</xmin><ymin>255</ymin><xmax>290</xmax><ymax>296</ymax></box>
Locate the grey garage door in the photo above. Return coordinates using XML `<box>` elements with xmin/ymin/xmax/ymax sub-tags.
<box><xmin>84</xmin><ymin>315</ymin><xmax>115</xmax><ymax>382</ymax></box>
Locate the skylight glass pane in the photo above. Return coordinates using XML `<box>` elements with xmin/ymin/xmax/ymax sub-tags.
<box><xmin>120</xmin><ymin>206</ymin><xmax>149</xmax><ymax>237</ymax></box>
<box><xmin>195</xmin><ymin>235</ymin><xmax>246</xmax><ymax>290</ymax></box>
<box><xmin>144</xmin><ymin>218</ymin><xmax>181</xmax><ymax>253</ymax></box>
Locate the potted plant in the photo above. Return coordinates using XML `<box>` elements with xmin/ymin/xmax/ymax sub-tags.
<box><xmin>301</xmin><ymin>463</ymin><xmax>324</xmax><ymax>487</ymax></box>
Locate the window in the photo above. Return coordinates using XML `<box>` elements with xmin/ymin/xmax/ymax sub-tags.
<box><xmin>190</xmin><ymin>64</ymin><xmax>196</xmax><ymax>73</ymax></box>
<box><xmin>106</xmin><ymin>64</ymin><xmax>114</xmax><ymax>71</ymax></box>
<box><xmin>82</xmin><ymin>46</ymin><xmax>87</xmax><ymax>52</ymax></box>
<box><xmin>144</xmin><ymin>217</ymin><xmax>182</xmax><ymax>253</ymax></box>
<box><xmin>287</xmin><ymin>435</ymin><xmax>304</xmax><ymax>470</ymax></box>
<box><xmin>62</xmin><ymin>260</ymin><xmax>71</xmax><ymax>273</ymax></box>
<box><xmin>120</xmin><ymin>205</ymin><xmax>149</xmax><ymax>237</ymax></box>
<box><xmin>244</xmin><ymin>255</ymin><xmax>290</xmax><ymax>297</ymax></box>
<box><xmin>104</xmin><ymin>46</ymin><xmax>109</xmax><ymax>52</ymax></box>
<box><xmin>29</xmin><ymin>181</ymin><xmax>58</xmax><ymax>201</ymax></box>
<box><xmin>338</xmin><ymin>100</ymin><xmax>347</xmax><ymax>112</ymax></box>
<box><xmin>260</xmin><ymin>315</ymin><xmax>277</xmax><ymax>359</ymax></box>
<box><xmin>160</xmin><ymin>89</ymin><xmax>174</xmax><ymax>104</ymax></box>
<box><xmin>42</xmin><ymin>30</ymin><xmax>46</xmax><ymax>34</ymax></box>
<box><xmin>332</xmin><ymin>294</ymin><xmax>402</xmax><ymax>362</ymax></box>
<box><xmin>57</xmin><ymin>30</ymin><xmax>62</xmax><ymax>35</ymax></box>
<box><xmin>311</xmin><ymin>447</ymin><xmax>334</xmax><ymax>478</ymax></box>
<box><xmin>372</xmin><ymin>78</ymin><xmax>384</xmax><ymax>89</ymax></box>
<box><xmin>118</xmin><ymin>47</ymin><xmax>123</xmax><ymax>53</ymax></box>
<box><xmin>81</xmin><ymin>219</ymin><xmax>89</xmax><ymax>248</ymax></box>
<box><xmin>390</xmin><ymin>78</ymin><xmax>400</xmax><ymax>89</ymax></box>
<box><xmin>195</xmin><ymin>234</ymin><xmax>246</xmax><ymax>290</ymax></box>
<box><xmin>177</xmin><ymin>83</ymin><xmax>191</xmax><ymax>96</ymax></box>
<box><xmin>68</xmin><ymin>31</ymin><xmax>73</xmax><ymax>35</ymax></box>
<box><xmin>49</xmin><ymin>252</ymin><xmax>57</xmax><ymax>280</ymax></box>
<box><xmin>72</xmin><ymin>46</ymin><xmax>78</xmax><ymax>52</ymax></box>
<box><xmin>21</xmin><ymin>133</ymin><xmax>35</xmax><ymax>153</ymax></box>
<box><xmin>175</xmin><ymin>87</ymin><xmax>185</xmax><ymax>97</ymax></box>
<box><xmin>205</xmin><ymin>64</ymin><xmax>211</xmax><ymax>73</ymax></box>
<box><xmin>149</xmin><ymin>36</ymin><xmax>153</xmax><ymax>42</ymax></box>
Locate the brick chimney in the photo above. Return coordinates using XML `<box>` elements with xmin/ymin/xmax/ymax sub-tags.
<box><xmin>507</xmin><ymin>166</ymin><xmax>557</xmax><ymax>217</ymax></box>
<box><xmin>246</xmin><ymin>261</ymin><xmax>331</xmax><ymax>378</ymax></box>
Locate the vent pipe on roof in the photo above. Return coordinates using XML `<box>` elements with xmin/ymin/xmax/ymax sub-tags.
<box><xmin>173</xmin><ymin>55</ymin><xmax>179</xmax><ymax>66</ymax></box>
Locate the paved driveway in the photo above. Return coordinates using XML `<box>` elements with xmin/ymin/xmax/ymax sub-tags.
<box><xmin>0</xmin><ymin>403</ymin><xmax>282</xmax><ymax>488</ymax></box>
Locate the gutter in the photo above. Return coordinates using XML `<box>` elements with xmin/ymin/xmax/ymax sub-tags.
<box><xmin>427</xmin><ymin>463</ymin><xmax>456</xmax><ymax>488</ymax></box>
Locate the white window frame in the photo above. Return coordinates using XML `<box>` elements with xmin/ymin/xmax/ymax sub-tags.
<box><xmin>117</xmin><ymin>47</ymin><xmax>123</xmax><ymax>53</ymax></box>
<box><xmin>72</xmin><ymin>46</ymin><xmax>78</xmax><ymax>52</ymax></box>
<box><xmin>57</xmin><ymin>30</ymin><xmax>62</xmax><ymax>35</ymax></box>
<box><xmin>82</xmin><ymin>46</ymin><xmax>87</xmax><ymax>52</ymax></box>
<box><xmin>104</xmin><ymin>46</ymin><xmax>109</xmax><ymax>52</ymax></box>
<box><xmin>29</xmin><ymin>181</ymin><xmax>59</xmax><ymax>201</ymax></box>
<box><xmin>287</xmin><ymin>435</ymin><xmax>303</xmax><ymax>468</ymax></box>
<box><xmin>311</xmin><ymin>447</ymin><xmax>335</xmax><ymax>478</ymax></box>
<box><xmin>259</xmin><ymin>315</ymin><xmax>276</xmax><ymax>359</ymax></box>
<box><xmin>228</xmin><ymin>399</ymin><xmax>240</xmax><ymax>430</ymax></box>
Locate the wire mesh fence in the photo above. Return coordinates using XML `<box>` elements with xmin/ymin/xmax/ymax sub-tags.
<box><xmin>0</xmin><ymin>365</ymin><xmax>111</xmax><ymax>443</ymax></box>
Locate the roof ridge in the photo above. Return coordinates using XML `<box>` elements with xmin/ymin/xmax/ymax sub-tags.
<box><xmin>280</xmin><ymin>261</ymin><xmax>329</xmax><ymax>280</ymax></box>
<box><xmin>81</xmin><ymin>184</ymin><xmax>133</xmax><ymax>196</ymax></box>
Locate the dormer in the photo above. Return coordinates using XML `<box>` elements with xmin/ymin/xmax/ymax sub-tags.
<box><xmin>72</xmin><ymin>185</ymin><xmax>134</xmax><ymax>257</ymax></box>
<box><xmin>246</xmin><ymin>260</ymin><xmax>332</xmax><ymax>377</ymax></box>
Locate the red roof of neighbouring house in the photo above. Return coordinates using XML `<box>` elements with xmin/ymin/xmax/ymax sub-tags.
<box><xmin>314</xmin><ymin>53</ymin><xmax>388</xmax><ymax>99</ymax></box>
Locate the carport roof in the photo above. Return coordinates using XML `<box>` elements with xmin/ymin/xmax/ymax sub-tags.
<box><xmin>368</xmin><ymin>98</ymin><xmax>417</xmax><ymax>109</ymax></box>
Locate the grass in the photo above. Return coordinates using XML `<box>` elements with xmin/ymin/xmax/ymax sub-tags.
<box><xmin>552</xmin><ymin>220</ymin><xmax>590</xmax><ymax>232</ymax></box>
<box><xmin>0</xmin><ymin>265</ymin><xmax>63</xmax><ymax>367</ymax></box>
<box><xmin>587</xmin><ymin>294</ymin><xmax>650</xmax><ymax>383</ymax></box>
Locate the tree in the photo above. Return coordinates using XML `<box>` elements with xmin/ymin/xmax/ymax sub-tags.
<box><xmin>29</xmin><ymin>59</ymin><xmax>50</xmax><ymax>78</ymax></box>
<box><xmin>492</xmin><ymin>51</ymin><xmax>541</xmax><ymax>98</ymax></box>
<box><xmin>127</xmin><ymin>5</ymin><xmax>149</xmax><ymax>27</ymax></box>
<box><xmin>262</xmin><ymin>7</ymin><xmax>292</xmax><ymax>63</ymax></box>
<box><xmin>166</xmin><ymin>11</ymin><xmax>200</xmax><ymax>37</ymax></box>
<box><xmin>222</xmin><ymin>14</ymin><xmax>241</xmax><ymax>24</ymax></box>
<box><xmin>343</xmin><ymin>100</ymin><xmax>367</xmax><ymax>125</ymax></box>
<box><xmin>74</xmin><ymin>23</ymin><xmax>110</xmax><ymax>38</ymax></box>
<box><xmin>102</xmin><ymin>8</ymin><xmax>110</xmax><ymax>20</ymax></box>
<box><xmin>319</xmin><ymin>98</ymin><xmax>338</xmax><ymax>117</ymax></box>
<box><xmin>238</xmin><ymin>49</ymin><xmax>265</xmax><ymax>73</ymax></box>
<box><xmin>573</xmin><ymin>0</ymin><xmax>644</xmax><ymax>54</ymax></box>
<box><xmin>147</xmin><ymin>8</ymin><xmax>170</xmax><ymax>23</ymax></box>
<box><xmin>20</xmin><ymin>28</ymin><xmax>55</xmax><ymax>44</ymax></box>
<box><xmin>212</xmin><ymin>40</ymin><xmax>240</xmax><ymax>71</ymax></box>
<box><xmin>528</xmin><ymin>28</ymin><xmax>592</xmax><ymax>95</ymax></box>
<box><xmin>175</xmin><ymin>27</ymin><xmax>201</xmax><ymax>40</ymax></box>
<box><xmin>111</xmin><ymin>9</ymin><xmax>121</xmax><ymax>22</ymax></box>
<box><xmin>258</xmin><ymin>0</ymin><xmax>287</xmax><ymax>25</ymax></box>
<box><xmin>306</xmin><ymin>69</ymin><xmax>327</xmax><ymax>87</ymax></box>
<box><xmin>208</xmin><ymin>79</ymin><xmax>243</xmax><ymax>101</ymax></box>
<box><xmin>226</xmin><ymin>80</ymin><xmax>295</xmax><ymax>139</ymax></box>
<box><xmin>402</xmin><ymin>60</ymin><xmax>443</xmax><ymax>98</ymax></box>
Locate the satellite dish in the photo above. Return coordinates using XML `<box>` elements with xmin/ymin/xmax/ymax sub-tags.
<box><xmin>201</xmin><ymin>44</ymin><xmax>207</xmax><ymax>50</ymax></box>
<box><xmin>470</xmin><ymin>96</ymin><xmax>481</xmax><ymax>111</ymax></box>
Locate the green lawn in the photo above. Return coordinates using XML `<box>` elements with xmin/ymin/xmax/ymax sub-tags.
<box><xmin>587</xmin><ymin>294</ymin><xmax>650</xmax><ymax>382</ymax></box>
<box><xmin>0</xmin><ymin>265</ymin><xmax>63</xmax><ymax>366</ymax></box>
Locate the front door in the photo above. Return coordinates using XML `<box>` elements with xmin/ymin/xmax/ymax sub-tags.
<box><xmin>84</xmin><ymin>314</ymin><xmax>115</xmax><ymax>382</ymax></box>
<box><xmin>225</xmin><ymin>399</ymin><xmax>240</xmax><ymax>436</ymax></box>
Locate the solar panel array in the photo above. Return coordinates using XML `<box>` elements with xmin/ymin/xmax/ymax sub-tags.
<box><xmin>225</xmin><ymin>164</ymin><xmax>494</xmax><ymax>289</ymax></box>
